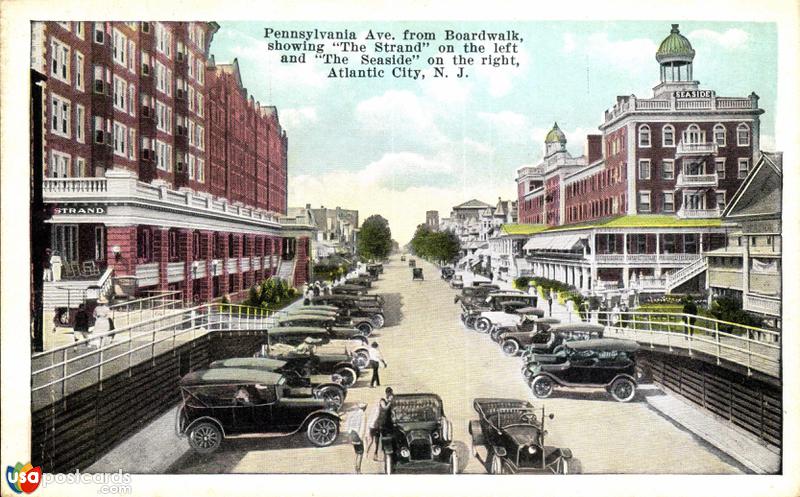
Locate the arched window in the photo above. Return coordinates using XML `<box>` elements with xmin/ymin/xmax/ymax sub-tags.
<box><xmin>683</xmin><ymin>124</ymin><xmax>703</xmax><ymax>144</ymax></box>
<box><xmin>713</xmin><ymin>124</ymin><xmax>726</xmax><ymax>146</ymax></box>
<box><xmin>737</xmin><ymin>123</ymin><xmax>750</xmax><ymax>146</ymax></box>
<box><xmin>638</xmin><ymin>125</ymin><xmax>651</xmax><ymax>147</ymax></box>
<box><xmin>662</xmin><ymin>124</ymin><xmax>675</xmax><ymax>147</ymax></box>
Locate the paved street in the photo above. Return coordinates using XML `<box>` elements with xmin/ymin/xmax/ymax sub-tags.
<box><xmin>160</xmin><ymin>255</ymin><xmax>743</xmax><ymax>474</ymax></box>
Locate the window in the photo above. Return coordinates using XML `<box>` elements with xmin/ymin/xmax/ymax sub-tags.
<box><xmin>113</xmin><ymin>76</ymin><xmax>127</xmax><ymax>111</ymax></box>
<box><xmin>128</xmin><ymin>39</ymin><xmax>136</xmax><ymax>72</ymax></box>
<box><xmin>155</xmin><ymin>141</ymin><xmax>172</xmax><ymax>171</ymax></box>
<box><xmin>663</xmin><ymin>192</ymin><xmax>675</xmax><ymax>212</ymax></box>
<box><xmin>638</xmin><ymin>159</ymin><xmax>651</xmax><ymax>180</ymax></box>
<box><xmin>75</xmin><ymin>104</ymin><xmax>85</xmax><ymax>143</ymax></box>
<box><xmin>49</xmin><ymin>150</ymin><xmax>71</xmax><ymax>178</ymax></box>
<box><xmin>737</xmin><ymin>123</ymin><xmax>750</xmax><ymax>146</ymax></box>
<box><xmin>94</xmin><ymin>22</ymin><xmax>105</xmax><ymax>44</ymax></box>
<box><xmin>197</xmin><ymin>93</ymin><xmax>204</xmax><ymax>116</ymax></box>
<box><xmin>113</xmin><ymin>122</ymin><xmax>127</xmax><ymax>156</ymax></box>
<box><xmin>141</xmin><ymin>22</ymin><xmax>150</xmax><ymax>33</ymax></box>
<box><xmin>188</xmin><ymin>154</ymin><xmax>195</xmax><ymax>179</ymax></box>
<box><xmin>94</xmin><ymin>116</ymin><xmax>106</xmax><ymax>143</ymax></box>
<box><xmin>188</xmin><ymin>86</ymin><xmax>195</xmax><ymax>112</ymax></box>
<box><xmin>188</xmin><ymin>52</ymin><xmax>194</xmax><ymax>78</ymax></box>
<box><xmin>50</xmin><ymin>38</ymin><xmax>70</xmax><ymax>83</ymax></box>
<box><xmin>662</xmin><ymin>124</ymin><xmax>675</xmax><ymax>147</ymax></box>
<box><xmin>93</xmin><ymin>65</ymin><xmax>105</xmax><ymax>94</ymax></box>
<box><xmin>128</xmin><ymin>85</ymin><xmax>136</xmax><ymax>116</ymax></box>
<box><xmin>76</xmin><ymin>157</ymin><xmax>87</xmax><ymax>177</ymax></box>
<box><xmin>638</xmin><ymin>191</ymin><xmax>651</xmax><ymax>212</ymax></box>
<box><xmin>683</xmin><ymin>124</ymin><xmax>703</xmax><ymax>144</ymax></box>
<box><xmin>716</xmin><ymin>191</ymin><xmax>726</xmax><ymax>211</ymax></box>
<box><xmin>94</xmin><ymin>227</ymin><xmax>106</xmax><ymax>260</ymax></box>
<box><xmin>197</xmin><ymin>61</ymin><xmax>204</xmax><ymax>84</ymax></box>
<box><xmin>168</xmin><ymin>230</ymin><xmax>179</xmax><ymax>261</ymax></box>
<box><xmin>192</xmin><ymin>231</ymin><xmax>201</xmax><ymax>260</ymax></box>
<box><xmin>684</xmin><ymin>234</ymin><xmax>697</xmax><ymax>254</ymax></box>
<box><xmin>737</xmin><ymin>158</ymin><xmax>750</xmax><ymax>179</ymax></box>
<box><xmin>662</xmin><ymin>159</ymin><xmax>674</xmax><ymax>180</ymax></box>
<box><xmin>188</xmin><ymin>119</ymin><xmax>195</xmax><ymax>145</ymax></box>
<box><xmin>155</xmin><ymin>61</ymin><xmax>166</xmax><ymax>93</ymax></box>
<box><xmin>141</xmin><ymin>52</ymin><xmax>151</xmax><ymax>76</ymax></box>
<box><xmin>74</xmin><ymin>52</ymin><xmax>84</xmax><ymax>91</ymax></box>
<box><xmin>713</xmin><ymin>124</ymin><xmax>726</xmax><ymax>146</ymax></box>
<box><xmin>137</xmin><ymin>227</ymin><xmax>153</xmax><ymax>262</ymax></box>
<box><xmin>638</xmin><ymin>125</ymin><xmax>651</xmax><ymax>147</ymax></box>
<box><xmin>197</xmin><ymin>158</ymin><xmax>205</xmax><ymax>183</ymax></box>
<box><xmin>715</xmin><ymin>158</ymin><xmax>726</xmax><ymax>179</ymax></box>
<box><xmin>112</xmin><ymin>29</ymin><xmax>127</xmax><ymax>66</ymax></box>
<box><xmin>50</xmin><ymin>94</ymin><xmax>71</xmax><ymax>137</ymax></box>
<box><xmin>128</xmin><ymin>128</ymin><xmax>136</xmax><ymax>160</ymax></box>
<box><xmin>75</xmin><ymin>22</ymin><xmax>85</xmax><ymax>39</ymax></box>
<box><xmin>156</xmin><ymin>100</ymin><xmax>170</xmax><ymax>132</ymax></box>
<box><xmin>661</xmin><ymin>234</ymin><xmax>675</xmax><ymax>254</ymax></box>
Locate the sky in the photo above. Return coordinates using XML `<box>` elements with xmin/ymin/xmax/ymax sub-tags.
<box><xmin>208</xmin><ymin>21</ymin><xmax>777</xmax><ymax>243</ymax></box>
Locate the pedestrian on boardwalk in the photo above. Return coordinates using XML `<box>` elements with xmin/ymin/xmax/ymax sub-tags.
<box><xmin>72</xmin><ymin>303</ymin><xmax>91</xmax><ymax>348</ymax></box>
<box><xmin>323</xmin><ymin>283</ymin><xmax>331</xmax><ymax>296</ymax></box>
<box><xmin>528</xmin><ymin>284</ymin><xmax>539</xmax><ymax>308</ymax></box>
<box><xmin>368</xmin><ymin>388</ymin><xmax>394</xmax><ymax>461</ymax></box>
<box><xmin>312</xmin><ymin>282</ymin><xmax>321</xmax><ymax>297</ymax></box>
<box><xmin>565</xmin><ymin>299</ymin><xmax>575</xmax><ymax>322</ymax></box>
<box><xmin>368</xmin><ymin>342</ymin><xmax>387</xmax><ymax>388</ymax></box>
<box><xmin>547</xmin><ymin>294</ymin><xmax>553</xmax><ymax>317</ymax></box>
<box><xmin>43</xmin><ymin>248</ymin><xmax>53</xmax><ymax>281</ymax></box>
<box><xmin>681</xmin><ymin>296</ymin><xmax>698</xmax><ymax>339</ymax></box>
<box><xmin>50</xmin><ymin>250</ymin><xmax>63</xmax><ymax>281</ymax></box>
<box><xmin>92</xmin><ymin>296</ymin><xmax>112</xmax><ymax>348</ymax></box>
<box><xmin>347</xmin><ymin>403</ymin><xmax>368</xmax><ymax>474</ymax></box>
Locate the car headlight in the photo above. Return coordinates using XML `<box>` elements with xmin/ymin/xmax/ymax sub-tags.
<box><xmin>400</xmin><ymin>448</ymin><xmax>410</xmax><ymax>458</ymax></box>
<box><xmin>432</xmin><ymin>446</ymin><xmax>442</xmax><ymax>456</ymax></box>
<box><xmin>528</xmin><ymin>446</ymin><xmax>538</xmax><ymax>455</ymax></box>
<box><xmin>432</xmin><ymin>431</ymin><xmax>439</xmax><ymax>439</ymax></box>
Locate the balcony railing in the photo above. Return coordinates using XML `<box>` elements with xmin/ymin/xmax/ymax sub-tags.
<box><xmin>595</xmin><ymin>253</ymin><xmax>702</xmax><ymax>265</ymax></box>
<box><xmin>677</xmin><ymin>207</ymin><xmax>721</xmax><ymax>219</ymax></box>
<box><xmin>676</xmin><ymin>173</ymin><xmax>718</xmax><ymax>189</ymax></box>
<box><xmin>743</xmin><ymin>293</ymin><xmax>781</xmax><ymax>317</ymax></box>
<box><xmin>676</xmin><ymin>141</ymin><xmax>718</xmax><ymax>157</ymax></box>
<box><xmin>605</xmin><ymin>95</ymin><xmax>757</xmax><ymax>122</ymax></box>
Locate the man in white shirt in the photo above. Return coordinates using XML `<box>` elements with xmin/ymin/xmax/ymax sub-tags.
<box><xmin>368</xmin><ymin>342</ymin><xmax>387</xmax><ymax>388</ymax></box>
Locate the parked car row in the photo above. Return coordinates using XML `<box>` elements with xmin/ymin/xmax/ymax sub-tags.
<box><xmin>177</xmin><ymin>265</ymin><xmax>390</xmax><ymax>455</ymax></box>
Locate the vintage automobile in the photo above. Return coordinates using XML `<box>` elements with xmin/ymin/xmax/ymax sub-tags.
<box><xmin>345</xmin><ymin>276</ymin><xmax>373</xmax><ymax>288</ymax></box>
<box><xmin>461</xmin><ymin>292</ymin><xmax>536</xmax><ymax>332</ymax></box>
<box><xmin>520</xmin><ymin>318</ymin><xmax>605</xmax><ymax>362</ymax></box>
<box><xmin>256</xmin><ymin>342</ymin><xmax>366</xmax><ymax>387</ymax></box>
<box><xmin>331</xmin><ymin>284</ymin><xmax>368</xmax><ymax>296</ymax></box>
<box><xmin>275</xmin><ymin>315</ymin><xmax>372</xmax><ymax>341</ymax></box>
<box><xmin>287</xmin><ymin>308</ymin><xmax>375</xmax><ymax>336</ymax></box>
<box><xmin>472</xmin><ymin>304</ymin><xmax>544</xmax><ymax>334</ymax></box>
<box><xmin>468</xmin><ymin>398</ymin><xmax>578</xmax><ymax>474</ymax></box>
<box><xmin>408</xmin><ymin>259</ymin><xmax>416</xmax><ymax>268</ymax></box>
<box><xmin>381</xmin><ymin>394</ymin><xmax>457</xmax><ymax>474</ymax></box>
<box><xmin>366</xmin><ymin>263</ymin><xmax>384</xmax><ymax>276</ymax></box>
<box><xmin>449</xmin><ymin>274</ymin><xmax>464</xmax><ymax>289</ymax></box>
<box><xmin>440</xmin><ymin>267</ymin><xmax>455</xmax><ymax>280</ymax></box>
<box><xmin>412</xmin><ymin>268</ymin><xmax>424</xmax><ymax>281</ymax></box>
<box><xmin>177</xmin><ymin>368</ymin><xmax>341</xmax><ymax>453</ymax></box>
<box><xmin>208</xmin><ymin>357</ymin><xmax>347</xmax><ymax>410</ymax></box>
<box><xmin>267</xmin><ymin>326</ymin><xmax>371</xmax><ymax>362</ymax></box>
<box><xmin>309</xmin><ymin>295</ymin><xmax>385</xmax><ymax>328</ymax></box>
<box><xmin>503</xmin><ymin>320</ymin><xmax>602</xmax><ymax>357</ymax></box>
<box><xmin>490</xmin><ymin>315</ymin><xmax>558</xmax><ymax>343</ymax></box>
<box><xmin>453</xmin><ymin>284</ymin><xmax>500</xmax><ymax>304</ymax></box>
<box><xmin>400</xmin><ymin>255</ymin><xmax>407</xmax><ymax>262</ymax></box>
<box><xmin>526</xmin><ymin>338</ymin><xmax>640</xmax><ymax>402</ymax></box>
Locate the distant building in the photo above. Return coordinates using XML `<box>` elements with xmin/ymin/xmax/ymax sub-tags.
<box><xmin>425</xmin><ymin>210</ymin><xmax>439</xmax><ymax>230</ymax></box>
<box><xmin>290</xmin><ymin>204</ymin><xmax>359</xmax><ymax>260</ymax></box>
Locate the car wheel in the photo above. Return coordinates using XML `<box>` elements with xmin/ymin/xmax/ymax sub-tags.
<box><xmin>610</xmin><ymin>377</ymin><xmax>636</xmax><ymax>402</ymax></box>
<box><xmin>187</xmin><ymin>421</ymin><xmax>222</xmax><ymax>454</ymax></box>
<box><xmin>355</xmin><ymin>335</ymin><xmax>369</xmax><ymax>346</ymax></box>
<box><xmin>334</xmin><ymin>366</ymin><xmax>357</xmax><ymax>387</ymax></box>
<box><xmin>501</xmin><ymin>339</ymin><xmax>520</xmax><ymax>356</ymax></box>
<box><xmin>530</xmin><ymin>376</ymin><xmax>554</xmax><ymax>399</ymax></box>
<box><xmin>352</xmin><ymin>349</ymin><xmax>371</xmax><ymax>369</ymax></box>
<box><xmin>566</xmin><ymin>457</ymin><xmax>582</xmax><ymax>474</ymax></box>
<box><xmin>489</xmin><ymin>452</ymin><xmax>503</xmax><ymax>474</ymax></box>
<box><xmin>356</xmin><ymin>322</ymin><xmax>373</xmax><ymax>336</ymax></box>
<box><xmin>451</xmin><ymin>451</ymin><xmax>458</xmax><ymax>475</ymax></box>
<box><xmin>490</xmin><ymin>328</ymin><xmax>504</xmax><ymax>342</ymax></box>
<box><xmin>306</xmin><ymin>416</ymin><xmax>338</xmax><ymax>447</ymax></box>
<box><xmin>385</xmin><ymin>453</ymin><xmax>392</xmax><ymax>475</ymax></box>
<box><xmin>464</xmin><ymin>315</ymin><xmax>477</xmax><ymax>330</ymax></box>
<box><xmin>316</xmin><ymin>386</ymin><xmax>345</xmax><ymax>410</ymax></box>
<box><xmin>371</xmin><ymin>314</ymin><xmax>385</xmax><ymax>328</ymax></box>
<box><xmin>475</xmin><ymin>318</ymin><xmax>492</xmax><ymax>333</ymax></box>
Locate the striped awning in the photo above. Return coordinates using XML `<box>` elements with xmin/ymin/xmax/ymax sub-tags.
<box><xmin>523</xmin><ymin>233</ymin><xmax>586</xmax><ymax>251</ymax></box>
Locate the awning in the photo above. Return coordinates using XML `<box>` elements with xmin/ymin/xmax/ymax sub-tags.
<box><xmin>523</xmin><ymin>233</ymin><xmax>586</xmax><ymax>251</ymax></box>
<box><xmin>475</xmin><ymin>248</ymin><xmax>491</xmax><ymax>256</ymax></box>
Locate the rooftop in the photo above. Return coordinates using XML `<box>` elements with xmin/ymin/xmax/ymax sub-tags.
<box><xmin>500</xmin><ymin>224</ymin><xmax>549</xmax><ymax>235</ymax></box>
<box><xmin>545</xmin><ymin>215</ymin><xmax>722</xmax><ymax>232</ymax></box>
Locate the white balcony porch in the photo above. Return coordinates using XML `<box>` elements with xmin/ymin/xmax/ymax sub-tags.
<box><xmin>677</xmin><ymin>207</ymin><xmax>720</xmax><ymax>219</ymax></box>
<box><xmin>676</xmin><ymin>141</ymin><xmax>718</xmax><ymax>157</ymax></box>
<box><xmin>676</xmin><ymin>173</ymin><xmax>718</xmax><ymax>189</ymax></box>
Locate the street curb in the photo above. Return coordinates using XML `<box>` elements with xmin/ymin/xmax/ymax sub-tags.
<box><xmin>645</xmin><ymin>389</ymin><xmax>780</xmax><ymax>474</ymax></box>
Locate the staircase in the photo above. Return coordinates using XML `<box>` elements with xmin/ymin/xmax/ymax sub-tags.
<box><xmin>665</xmin><ymin>257</ymin><xmax>708</xmax><ymax>292</ymax></box>
<box><xmin>43</xmin><ymin>267</ymin><xmax>114</xmax><ymax>310</ymax></box>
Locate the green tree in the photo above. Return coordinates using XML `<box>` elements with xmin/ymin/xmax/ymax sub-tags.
<box><xmin>410</xmin><ymin>226</ymin><xmax>460</xmax><ymax>264</ymax></box>
<box><xmin>357</xmin><ymin>215</ymin><xmax>392</xmax><ymax>261</ymax></box>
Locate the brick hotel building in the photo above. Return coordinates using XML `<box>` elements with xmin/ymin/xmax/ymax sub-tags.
<box><xmin>504</xmin><ymin>25</ymin><xmax>771</xmax><ymax>298</ymax></box>
<box><xmin>31</xmin><ymin>21</ymin><xmax>312</xmax><ymax>313</ymax></box>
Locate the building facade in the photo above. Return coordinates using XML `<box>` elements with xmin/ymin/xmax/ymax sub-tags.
<box><xmin>32</xmin><ymin>21</ymin><xmax>312</xmax><ymax>312</ymax></box>
<box><xmin>705</xmin><ymin>152</ymin><xmax>781</xmax><ymax>326</ymax></box>
<box><xmin>289</xmin><ymin>204</ymin><xmax>359</xmax><ymax>260</ymax></box>
<box><xmin>425</xmin><ymin>210</ymin><xmax>439</xmax><ymax>231</ymax></box>
<box><xmin>509</xmin><ymin>24</ymin><xmax>768</xmax><ymax>298</ymax></box>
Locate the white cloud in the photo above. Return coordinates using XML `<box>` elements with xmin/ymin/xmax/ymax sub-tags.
<box><xmin>280</xmin><ymin>107</ymin><xmax>318</xmax><ymax>130</ymax></box>
<box><xmin>584</xmin><ymin>32</ymin><xmax>657</xmax><ymax>71</ymax></box>
<box><xmin>359</xmin><ymin>152</ymin><xmax>454</xmax><ymax>188</ymax></box>
<box><xmin>462</xmin><ymin>138</ymin><xmax>492</xmax><ymax>156</ymax></box>
<box><xmin>562</xmin><ymin>33</ymin><xmax>576</xmax><ymax>54</ymax></box>
<box><xmin>478</xmin><ymin>111</ymin><xmax>530</xmax><ymax>142</ymax></box>
<box><xmin>688</xmin><ymin>28</ymin><xmax>749</xmax><ymax>50</ymax></box>
<box><xmin>355</xmin><ymin>90</ymin><xmax>446</xmax><ymax>146</ymax></box>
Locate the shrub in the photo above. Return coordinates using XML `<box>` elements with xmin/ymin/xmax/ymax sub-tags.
<box><xmin>513</xmin><ymin>276</ymin><xmax>530</xmax><ymax>290</ymax></box>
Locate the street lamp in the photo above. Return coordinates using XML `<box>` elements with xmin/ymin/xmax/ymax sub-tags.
<box><xmin>112</xmin><ymin>245</ymin><xmax>121</xmax><ymax>261</ymax></box>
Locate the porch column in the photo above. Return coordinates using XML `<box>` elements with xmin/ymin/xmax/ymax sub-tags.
<box><xmin>623</xmin><ymin>267</ymin><xmax>630</xmax><ymax>289</ymax></box>
<box><xmin>233</xmin><ymin>234</ymin><xmax>244</xmax><ymax>295</ymax></box>
<box><xmin>219</xmin><ymin>233</ymin><xmax>230</xmax><ymax>297</ymax></box>
<box><xmin>582</xmin><ymin>266</ymin><xmax>590</xmax><ymax>290</ymax></box>
<box><xmin>180</xmin><ymin>229</ymin><xmax>193</xmax><ymax>304</ymax></box>
<box><xmin>244</xmin><ymin>234</ymin><xmax>255</xmax><ymax>289</ymax></box>
<box><xmin>200</xmin><ymin>231</ymin><xmax>213</xmax><ymax>302</ymax></box>
<box><xmin>106</xmin><ymin>226</ymin><xmax>137</xmax><ymax>276</ymax></box>
<box><xmin>155</xmin><ymin>228</ymin><xmax>169</xmax><ymax>292</ymax></box>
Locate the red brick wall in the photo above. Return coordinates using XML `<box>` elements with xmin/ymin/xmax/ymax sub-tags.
<box><xmin>154</xmin><ymin>228</ymin><xmax>168</xmax><ymax>291</ymax></box>
<box><xmin>545</xmin><ymin>176</ymin><xmax>561</xmax><ymax>226</ymax></box>
<box><xmin>106</xmin><ymin>226</ymin><xmax>137</xmax><ymax>275</ymax></box>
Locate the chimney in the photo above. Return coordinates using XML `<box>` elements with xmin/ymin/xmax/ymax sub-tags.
<box><xmin>587</xmin><ymin>135</ymin><xmax>602</xmax><ymax>164</ymax></box>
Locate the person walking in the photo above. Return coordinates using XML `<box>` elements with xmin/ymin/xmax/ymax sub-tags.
<box><xmin>72</xmin><ymin>303</ymin><xmax>91</xmax><ymax>349</ymax></box>
<box><xmin>50</xmin><ymin>250</ymin><xmax>63</xmax><ymax>281</ymax></box>
<box><xmin>369</xmin><ymin>388</ymin><xmax>394</xmax><ymax>461</ymax></box>
<box><xmin>565</xmin><ymin>299</ymin><xmax>575</xmax><ymax>323</ymax></box>
<box><xmin>43</xmin><ymin>248</ymin><xmax>53</xmax><ymax>281</ymax></box>
<box><xmin>547</xmin><ymin>293</ymin><xmax>554</xmax><ymax>317</ymax></box>
<box><xmin>527</xmin><ymin>284</ymin><xmax>539</xmax><ymax>308</ymax></box>
<box><xmin>682</xmin><ymin>296</ymin><xmax>698</xmax><ymax>340</ymax></box>
<box><xmin>312</xmin><ymin>282</ymin><xmax>321</xmax><ymax>297</ymax></box>
<box><xmin>368</xmin><ymin>342</ymin><xmax>387</xmax><ymax>388</ymax></box>
<box><xmin>92</xmin><ymin>296</ymin><xmax>112</xmax><ymax>348</ymax></box>
<box><xmin>347</xmin><ymin>403</ymin><xmax>368</xmax><ymax>474</ymax></box>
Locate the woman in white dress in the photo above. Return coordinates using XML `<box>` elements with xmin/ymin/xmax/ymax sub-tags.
<box><xmin>50</xmin><ymin>250</ymin><xmax>63</xmax><ymax>281</ymax></box>
<box><xmin>92</xmin><ymin>296</ymin><xmax>112</xmax><ymax>348</ymax></box>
